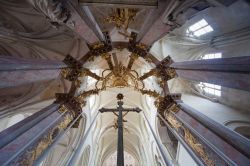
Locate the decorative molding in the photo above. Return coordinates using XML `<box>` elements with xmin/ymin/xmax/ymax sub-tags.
<box><xmin>166</xmin><ymin>113</ymin><xmax>214</xmax><ymax>166</ymax></box>
<box><xmin>12</xmin><ymin>111</ymin><xmax>73</xmax><ymax>165</ymax></box>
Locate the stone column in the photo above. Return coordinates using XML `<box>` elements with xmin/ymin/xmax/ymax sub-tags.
<box><xmin>0</xmin><ymin>97</ymin><xmax>82</xmax><ymax>166</ymax></box>
<box><xmin>171</xmin><ymin>56</ymin><xmax>250</xmax><ymax>91</ymax></box>
<box><xmin>156</xmin><ymin>94</ymin><xmax>250</xmax><ymax>166</ymax></box>
<box><xmin>0</xmin><ymin>56</ymin><xmax>66</xmax><ymax>88</ymax></box>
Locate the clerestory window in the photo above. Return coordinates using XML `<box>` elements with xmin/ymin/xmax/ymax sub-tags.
<box><xmin>186</xmin><ymin>19</ymin><xmax>213</xmax><ymax>37</ymax></box>
<box><xmin>198</xmin><ymin>82</ymin><xmax>221</xmax><ymax>96</ymax></box>
<box><xmin>202</xmin><ymin>53</ymin><xmax>222</xmax><ymax>59</ymax></box>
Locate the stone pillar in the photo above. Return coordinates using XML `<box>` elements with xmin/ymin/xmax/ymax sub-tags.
<box><xmin>156</xmin><ymin>94</ymin><xmax>250</xmax><ymax>165</ymax></box>
<box><xmin>0</xmin><ymin>97</ymin><xmax>82</xmax><ymax>165</ymax></box>
<box><xmin>0</xmin><ymin>56</ymin><xmax>66</xmax><ymax>88</ymax></box>
<box><xmin>171</xmin><ymin>56</ymin><xmax>250</xmax><ymax>91</ymax></box>
<box><xmin>0</xmin><ymin>56</ymin><xmax>66</xmax><ymax>71</ymax></box>
<box><xmin>139</xmin><ymin>0</ymin><xmax>171</xmax><ymax>46</ymax></box>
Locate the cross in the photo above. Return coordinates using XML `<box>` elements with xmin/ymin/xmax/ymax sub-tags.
<box><xmin>99</xmin><ymin>93</ymin><xmax>142</xmax><ymax>166</ymax></box>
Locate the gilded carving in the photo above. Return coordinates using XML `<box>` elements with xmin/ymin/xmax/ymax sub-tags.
<box><xmin>127</xmin><ymin>53</ymin><xmax>139</xmax><ymax>69</ymax></box>
<box><xmin>165</xmin><ymin>112</ymin><xmax>214</xmax><ymax>166</ymax></box>
<box><xmin>144</xmin><ymin>56</ymin><xmax>153</xmax><ymax>63</ymax></box>
<box><xmin>96</xmin><ymin>62</ymin><xmax>144</xmax><ymax>90</ymax></box>
<box><xmin>184</xmin><ymin>128</ymin><xmax>214</xmax><ymax>166</ymax></box>
<box><xmin>104</xmin><ymin>8</ymin><xmax>138</xmax><ymax>36</ymax></box>
<box><xmin>13</xmin><ymin>112</ymin><xmax>74</xmax><ymax>165</ymax></box>
<box><xmin>101</xmin><ymin>53</ymin><xmax>114</xmax><ymax>69</ymax></box>
<box><xmin>130</xmin><ymin>53</ymin><xmax>139</xmax><ymax>61</ymax></box>
<box><xmin>166</xmin><ymin>68</ymin><xmax>177</xmax><ymax>79</ymax></box>
<box><xmin>139</xmin><ymin>89</ymin><xmax>161</xmax><ymax>98</ymax></box>
<box><xmin>101</xmin><ymin>53</ymin><xmax>111</xmax><ymax>60</ymax></box>
<box><xmin>91</xmin><ymin>42</ymin><xmax>105</xmax><ymax>49</ymax></box>
<box><xmin>74</xmin><ymin>79</ymin><xmax>82</xmax><ymax>88</ymax></box>
<box><xmin>57</xmin><ymin>113</ymin><xmax>74</xmax><ymax>130</ymax></box>
<box><xmin>166</xmin><ymin>113</ymin><xmax>182</xmax><ymax>129</ymax></box>
<box><xmin>168</xmin><ymin>103</ymin><xmax>180</xmax><ymax>113</ymax></box>
<box><xmin>136</xmin><ymin>43</ymin><xmax>148</xmax><ymax>51</ymax></box>
<box><xmin>58</xmin><ymin>104</ymin><xmax>68</xmax><ymax>114</ymax></box>
<box><xmin>60</xmin><ymin>68</ymin><xmax>71</xmax><ymax>78</ymax></box>
<box><xmin>60</xmin><ymin>67</ymin><xmax>81</xmax><ymax>81</ymax></box>
<box><xmin>87</xmin><ymin>55</ymin><xmax>95</xmax><ymax>62</ymax></box>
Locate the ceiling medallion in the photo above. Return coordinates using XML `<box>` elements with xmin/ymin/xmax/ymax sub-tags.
<box><xmin>95</xmin><ymin>62</ymin><xmax>144</xmax><ymax>90</ymax></box>
<box><xmin>104</xmin><ymin>8</ymin><xmax>138</xmax><ymax>38</ymax></box>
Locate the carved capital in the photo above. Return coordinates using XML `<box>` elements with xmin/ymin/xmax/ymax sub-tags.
<box><xmin>128</xmin><ymin>32</ymin><xmax>150</xmax><ymax>58</ymax></box>
<box><xmin>154</xmin><ymin>94</ymin><xmax>181</xmax><ymax>118</ymax></box>
<box><xmin>63</xmin><ymin>55</ymin><xmax>82</xmax><ymax>69</ymax></box>
<box><xmin>55</xmin><ymin>93</ymin><xmax>82</xmax><ymax>117</ymax></box>
<box><xmin>64</xmin><ymin>98</ymin><xmax>82</xmax><ymax>117</ymax></box>
<box><xmin>155</xmin><ymin>67</ymin><xmax>177</xmax><ymax>82</ymax></box>
<box><xmin>60</xmin><ymin>68</ymin><xmax>80</xmax><ymax>81</ymax></box>
<box><xmin>61</xmin><ymin>55</ymin><xmax>83</xmax><ymax>81</ymax></box>
<box><xmin>55</xmin><ymin>93</ymin><xmax>72</xmax><ymax>103</ymax></box>
<box><xmin>88</xmin><ymin>41</ymin><xmax>112</xmax><ymax>57</ymax></box>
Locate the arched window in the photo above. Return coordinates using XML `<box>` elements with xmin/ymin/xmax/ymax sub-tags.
<box><xmin>202</xmin><ymin>52</ymin><xmax>222</xmax><ymax>59</ymax></box>
<box><xmin>198</xmin><ymin>82</ymin><xmax>221</xmax><ymax>97</ymax></box>
<box><xmin>186</xmin><ymin>19</ymin><xmax>213</xmax><ymax>37</ymax></box>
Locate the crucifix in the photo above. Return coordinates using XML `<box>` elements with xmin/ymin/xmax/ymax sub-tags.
<box><xmin>99</xmin><ymin>93</ymin><xmax>141</xmax><ymax>166</ymax></box>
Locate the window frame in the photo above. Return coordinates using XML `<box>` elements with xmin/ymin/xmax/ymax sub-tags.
<box><xmin>198</xmin><ymin>82</ymin><xmax>221</xmax><ymax>97</ymax></box>
<box><xmin>186</xmin><ymin>19</ymin><xmax>214</xmax><ymax>37</ymax></box>
<box><xmin>202</xmin><ymin>52</ymin><xmax>222</xmax><ymax>59</ymax></box>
